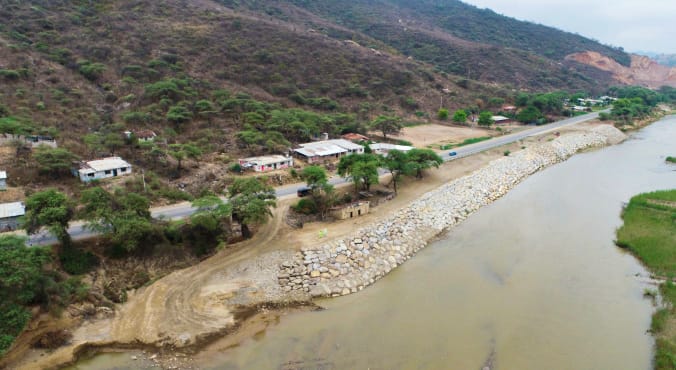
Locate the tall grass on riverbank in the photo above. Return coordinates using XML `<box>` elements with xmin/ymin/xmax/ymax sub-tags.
<box><xmin>616</xmin><ymin>189</ymin><xmax>676</xmax><ymax>370</ymax></box>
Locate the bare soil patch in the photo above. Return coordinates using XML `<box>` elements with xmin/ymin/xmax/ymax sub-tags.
<box><xmin>387</xmin><ymin>123</ymin><xmax>494</xmax><ymax>149</ymax></box>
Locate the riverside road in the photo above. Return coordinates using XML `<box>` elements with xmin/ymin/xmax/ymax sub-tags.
<box><xmin>26</xmin><ymin>111</ymin><xmax>602</xmax><ymax>246</ymax></box>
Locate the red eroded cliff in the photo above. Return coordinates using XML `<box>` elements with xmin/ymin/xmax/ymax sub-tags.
<box><xmin>566</xmin><ymin>51</ymin><xmax>676</xmax><ymax>88</ymax></box>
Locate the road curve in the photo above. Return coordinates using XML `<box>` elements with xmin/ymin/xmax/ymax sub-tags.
<box><xmin>26</xmin><ymin>112</ymin><xmax>603</xmax><ymax>246</ymax></box>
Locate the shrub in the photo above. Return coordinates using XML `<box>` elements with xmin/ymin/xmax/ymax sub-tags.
<box><xmin>77</xmin><ymin>60</ymin><xmax>106</xmax><ymax>81</ymax></box>
<box><xmin>437</xmin><ymin>108</ymin><xmax>449</xmax><ymax>120</ymax></box>
<box><xmin>0</xmin><ymin>104</ymin><xmax>9</xmax><ymax>117</ymax></box>
<box><xmin>229</xmin><ymin>163</ymin><xmax>243</xmax><ymax>173</ymax></box>
<box><xmin>122</xmin><ymin>111</ymin><xmax>151</xmax><ymax>124</ymax></box>
<box><xmin>598</xmin><ymin>112</ymin><xmax>611</xmax><ymax>121</ymax></box>
<box><xmin>293</xmin><ymin>198</ymin><xmax>317</xmax><ymax>214</ymax></box>
<box><xmin>59</xmin><ymin>246</ymin><xmax>99</xmax><ymax>275</ymax></box>
<box><xmin>503</xmin><ymin>150</ymin><xmax>511</xmax><ymax>156</ymax></box>
<box><xmin>397</xmin><ymin>139</ymin><xmax>413</xmax><ymax>146</ymax></box>
<box><xmin>0</xmin><ymin>69</ymin><xmax>21</xmax><ymax>80</ymax></box>
<box><xmin>666</xmin><ymin>156</ymin><xmax>676</xmax><ymax>163</ymax></box>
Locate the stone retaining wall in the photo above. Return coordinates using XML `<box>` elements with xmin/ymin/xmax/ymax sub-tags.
<box><xmin>278</xmin><ymin>125</ymin><xmax>626</xmax><ymax>297</ymax></box>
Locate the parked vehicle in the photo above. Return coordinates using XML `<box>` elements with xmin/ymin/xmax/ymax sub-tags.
<box><xmin>297</xmin><ymin>187</ymin><xmax>311</xmax><ymax>197</ymax></box>
<box><xmin>448</xmin><ymin>151</ymin><xmax>457</xmax><ymax>156</ymax></box>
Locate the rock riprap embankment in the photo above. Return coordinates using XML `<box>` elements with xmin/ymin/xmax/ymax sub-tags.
<box><xmin>279</xmin><ymin>125</ymin><xmax>626</xmax><ymax>297</ymax></box>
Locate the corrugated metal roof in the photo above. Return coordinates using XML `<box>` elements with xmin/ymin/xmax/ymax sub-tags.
<box><xmin>0</xmin><ymin>202</ymin><xmax>25</xmax><ymax>219</ymax></box>
<box><xmin>79</xmin><ymin>157</ymin><xmax>131</xmax><ymax>173</ymax></box>
<box><xmin>370</xmin><ymin>143</ymin><xmax>413</xmax><ymax>152</ymax></box>
<box><xmin>240</xmin><ymin>155</ymin><xmax>292</xmax><ymax>166</ymax></box>
<box><xmin>0</xmin><ymin>171</ymin><xmax>6</xmax><ymax>179</ymax></box>
<box><xmin>295</xmin><ymin>143</ymin><xmax>347</xmax><ymax>157</ymax></box>
<box><xmin>295</xmin><ymin>139</ymin><xmax>364</xmax><ymax>157</ymax></box>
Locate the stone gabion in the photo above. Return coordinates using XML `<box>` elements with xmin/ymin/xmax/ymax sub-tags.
<box><xmin>279</xmin><ymin>126</ymin><xmax>624</xmax><ymax>297</ymax></box>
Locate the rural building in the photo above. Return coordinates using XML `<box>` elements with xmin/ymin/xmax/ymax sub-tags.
<box><xmin>501</xmin><ymin>105</ymin><xmax>517</xmax><ymax>112</ymax></box>
<box><xmin>341</xmin><ymin>133</ymin><xmax>370</xmax><ymax>142</ymax></box>
<box><xmin>0</xmin><ymin>171</ymin><xmax>6</xmax><ymax>191</ymax></box>
<box><xmin>577</xmin><ymin>98</ymin><xmax>604</xmax><ymax>106</ymax></box>
<box><xmin>572</xmin><ymin>106</ymin><xmax>591</xmax><ymax>112</ymax></box>
<box><xmin>239</xmin><ymin>155</ymin><xmax>293</xmax><ymax>172</ymax></box>
<box><xmin>294</xmin><ymin>139</ymin><xmax>364</xmax><ymax>164</ymax></box>
<box><xmin>135</xmin><ymin>130</ymin><xmax>157</xmax><ymax>142</ymax></box>
<box><xmin>74</xmin><ymin>157</ymin><xmax>133</xmax><ymax>182</ymax></box>
<box><xmin>369</xmin><ymin>143</ymin><xmax>414</xmax><ymax>156</ymax></box>
<box><xmin>0</xmin><ymin>201</ymin><xmax>25</xmax><ymax>231</ymax></box>
<box><xmin>492</xmin><ymin>115</ymin><xmax>513</xmax><ymax>124</ymax></box>
<box><xmin>330</xmin><ymin>201</ymin><xmax>370</xmax><ymax>220</ymax></box>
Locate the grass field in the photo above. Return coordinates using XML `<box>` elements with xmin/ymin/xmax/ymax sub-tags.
<box><xmin>616</xmin><ymin>189</ymin><xmax>676</xmax><ymax>370</ymax></box>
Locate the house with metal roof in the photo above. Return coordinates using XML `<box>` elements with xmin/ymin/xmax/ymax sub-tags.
<box><xmin>74</xmin><ymin>157</ymin><xmax>133</xmax><ymax>182</ymax></box>
<box><xmin>0</xmin><ymin>201</ymin><xmax>24</xmax><ymax>231</ymax></box>
<box><xmin>294</xmin><ymin>139</ymin><xmax>364</xmax><ymax>163</ymax></box>
<box><xmin>239</xmin><ymin>155</ymin><xmax>293</xmax><ymax>172</ymax></box>
<box><xmin>369</xmin><ymin>143</ymin><xmax>414</xmax><ymax>156</ymax></box>
<box><xmin>492</xmin><ymin>115</ymin><xmax>514</xmax><ymax>124</ymax></box>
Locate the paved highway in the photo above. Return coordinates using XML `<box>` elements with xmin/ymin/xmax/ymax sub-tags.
<box><xmin>26</xmin><ymin>111</ymin><xmax>603</xmax><ymax>246</ymax></box>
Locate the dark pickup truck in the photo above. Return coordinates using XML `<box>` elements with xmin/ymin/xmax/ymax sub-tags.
<box><xmin>297</xmin><ymin>187</ymin><xmax>311</xmax><ymax>197</ymax></box>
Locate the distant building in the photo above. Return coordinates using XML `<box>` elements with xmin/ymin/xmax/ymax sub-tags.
<box><xmin>341</xmin><ymin>133</ymin><xmax>370</xmax><ymax>142</ymax></box>
<box><xmin>0</xmin><ymin>201</ymin><xmax>25</xmax><ymax>231</ymax></box>
<box><xmin>501</xmin><ymin>105</ymin><xmax>517</xmax><ymax>112</ymax></box>
<box><xmin>572</xmin><ymin>106</ymin><xmax>590</xmax><ymax>112</ymax></box>
<box><xmin>239</xmin><ymin>155</ymin><xmax>293</xmax><ymax>172</ymax></box>
<box><xmin>330</xmin><ymin>201</ymin><xmax>370</xmax><ymax>220</ymax></box>
<box><xmin>369</xmin><ymin>143</ymin><xmax>414</xmax><ymax>156</ymax></box>
<box><xmin>294</xmin><ymin>139</ymin><xmax>364</xmax><ymax>164</ymax></box>
<box><xmin>135</xmin><ymin>130</ymin><xmax>157</xmax><ymax>142</ymax></box>
<box><xmin>0</xmin><ymin>171</ymin><xmax>6</xmax><ymax>191</ymax></box>
<box><xmin>124</xmin><ymin>130</ymin><xmax>157</xmax><ymax>142</ymax></box>
<box><xmin>492</xmin><ymin>115</ymin><xmax>513</xmax><ymax>124</ymax></box>
<box><xmin>75</xmin><ymin>157</ymin><xmax>133</xmax><ymax>182</ymax></box>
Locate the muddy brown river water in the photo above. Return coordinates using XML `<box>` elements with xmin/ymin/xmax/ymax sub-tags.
<box><xmin>69</xmin><ymin>117</ymin><xmax>676</xmax><ymax>370</ymax></box>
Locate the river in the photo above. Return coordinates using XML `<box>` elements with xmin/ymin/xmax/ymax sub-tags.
<box><xmin>70</xmin><ymin>117</ymin><xmax>676</xmax><ymax>370</ymax></box>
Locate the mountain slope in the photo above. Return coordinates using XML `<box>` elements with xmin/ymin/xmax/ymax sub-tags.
<box><xmin>216</xmin><ymin>0</ymin><xmax>621</xmax><ymax>89</ymax></box>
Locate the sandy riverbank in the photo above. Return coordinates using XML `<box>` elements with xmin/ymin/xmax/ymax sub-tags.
<box><xmin>6</xmin><ymin>122</ymin><xmax>625</xmax><ymax>370</ymax></box>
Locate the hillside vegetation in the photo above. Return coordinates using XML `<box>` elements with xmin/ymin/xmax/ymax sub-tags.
<box><xmin>0</xmin><ymin>0</ymin><xmax>650</xmax><ymax>190</ymax></box>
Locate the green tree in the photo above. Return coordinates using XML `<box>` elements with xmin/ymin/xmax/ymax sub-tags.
<box><xmin>516</xmin><ymin>105</ymin><xmax>542</xmax><ymax>123</ymax></box>
<box><xmin>166</xmin><ymin>104</ymin><xmax>193</xmax><ymax>124</ymax></box>
<box><xmin>382</xmin><ymin>149</ymin><xmax>410</xmax><ymax>193</ymax></box>
<box><xmin>0</xmin><ymin>235</ymin><xmax>49</xmax><ymax>354</ymax></box>
<box><xmin>301</xmin><ymin>166</ymin><xmax>336</xmax><ymax>219</ymax></box>
<box><xmin>227</xmin><ymin>178</ymin><xmax>277</xmax><ymax>238</ymax></box>
<box><xmin>33</xmin><ymin>146</ymin><xmax>79</xmax><ymax>177</ymax></box>
<box><xmin>478</xmin><ymin>111</ymin><xmax>494</xmax><ymax>127</ymax></box>
<box><xmin>77</xmin><ymin>60</ymin><xmax>106</xmax><ymax>81</ymax></box>
<box><xmin>370</xmin><ymin>115</ymin><xmax>403</xmax><ymax>141</ymax></box>
<box><xmin>195</xmin><ymin>99</ymin><xmax>217</xmax><ymax>121</ymax></box>
<box><xmin>80</xmin><ymin>188</ymin><xmax>153</xmax><ymax>253</ymax></box>
<box><xmin>438</xmin><ymin>108</ymin><xmax>449</xmax><ymax>120</ymax></box>
<box><xmin>337</xmin><ymin>153</ymin><xmax>381</xmax><ymax>194</ymax></box>
<box><xmin>24</xmin><ymin>189</ymin><xmax>74</xmax><ymax>246</ymax></box>
<box><xmin>185</xmin><ymin>195</ymin><xmax>232</xmax><ymax>255</ymax></box>
<box><xmin>452</xmin><ymin>109</ymin><xmax>468</xmax><ymax>124</ymax></box>
<box><xmin>406</xmin><ymin>148</ymin><xmax>443</xmax><ymax>179</ymax></box>
<box><xmin>168</xmin><ymin>143</ymin><xmax>201</xmax><ymax>173</ymax></box>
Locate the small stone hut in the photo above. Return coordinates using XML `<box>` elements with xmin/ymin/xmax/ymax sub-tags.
<box><xmin>330</xmin><ymin>201</ymin><xmax>370</xmax><ymax>220</ymax></box>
